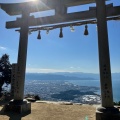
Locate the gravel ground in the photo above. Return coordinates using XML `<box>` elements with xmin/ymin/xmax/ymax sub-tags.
<box><xmin>0</xmin><ymin>102</ymin><xmax>97</xmax><ymax>120</ymax></box>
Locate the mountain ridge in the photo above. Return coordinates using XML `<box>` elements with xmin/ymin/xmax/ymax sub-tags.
<box><xmin>25</xmin><ymin>72</ymin><xmax>120</xmax><ymax>80</ymax></box>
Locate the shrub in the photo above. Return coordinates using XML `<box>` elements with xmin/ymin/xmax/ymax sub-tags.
<box><xmin>34</xmin><ymin>95</ymin><xmax>40</xmax><ymax>100</ymax></box>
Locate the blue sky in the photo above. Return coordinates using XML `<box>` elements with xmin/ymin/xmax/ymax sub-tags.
<box><xmin>0</xmin><ymin>0</ymin><xmax>120</xmax><ymax>73</ymax></box>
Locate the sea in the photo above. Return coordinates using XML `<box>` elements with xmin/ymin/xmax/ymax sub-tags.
<box><xmin>24</xmin><ymin>79</ymin><xmax>120</xmax><ymax>102</ymax></box>
<box><xmin>67</xmin><ymin>79</ymin><xmax>120</xmax><ymax>102</ymax></box>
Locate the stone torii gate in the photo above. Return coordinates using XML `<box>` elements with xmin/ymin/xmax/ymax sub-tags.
<box><xmin>0</xmin><ymin>0</ymin><xmax>120</xmax><ymax>119</ymax></box>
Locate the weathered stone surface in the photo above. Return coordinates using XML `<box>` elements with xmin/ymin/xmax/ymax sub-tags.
<box><xmin>4</xmin><ymin>99</ymin><xmax>31</xmax><ymax>114</ymax></box>
<box><xmin>96</xmin><ymin>107</ymin><xmax>120</xmax><ymax>120</ymax></box>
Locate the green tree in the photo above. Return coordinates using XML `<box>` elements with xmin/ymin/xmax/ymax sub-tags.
<box><xmin>0</xmin><ymin>54</ymin><xmax>12</xmax><ymax>96</ymax></box>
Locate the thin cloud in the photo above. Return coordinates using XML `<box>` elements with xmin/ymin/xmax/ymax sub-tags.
<box><xmin>26</xmin><ymin>68</ymin><xmax>75</xmax><ymax>73</ymax></box>
<box><xmin>0</xmin><ymin>46</ymin><xmax>7</xmax><ymax>50</ymax></box>
<box><xmin>70</xmin><ymin>67</ymin><xmax>74</xmax><ymax>69</ymax></box>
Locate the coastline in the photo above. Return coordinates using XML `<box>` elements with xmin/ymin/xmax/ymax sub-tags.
<box><xmin>24</xmin><ymin>79</ymin><xmax>101</xmax><ymax>104</ymax></box>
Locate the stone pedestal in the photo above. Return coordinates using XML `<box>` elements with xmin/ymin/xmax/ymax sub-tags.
<box><xmin>96</xmin><ymin>107</ymin><xmax>120</xmax><ymax>120</ymax></box>
<box><xmin>4</xmin><ymin>99</ymin><xmax>31</xmax><ymax>114</ymax></box>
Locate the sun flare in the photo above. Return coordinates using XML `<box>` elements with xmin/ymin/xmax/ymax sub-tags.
<box><xmin>30</xmin><ymin>0</ymin><xmax>38</xmax><ymax>1</ymax></box>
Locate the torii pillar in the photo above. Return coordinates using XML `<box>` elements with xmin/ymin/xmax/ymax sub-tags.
<box><xmin>5</xmin><ymin>10</ymin><xmax>31</xmax><ymax>113</ymax></box>
<box><xmin>95</xmin><ymin>0</ymin><xmax>119</xmax><ymax>119</ymax></box>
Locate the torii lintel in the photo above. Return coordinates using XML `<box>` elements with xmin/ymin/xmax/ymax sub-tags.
<box><xmin>0</xmin><ymin>0</ymin><xmax>97</xmax><ymax>16</ymax></box>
